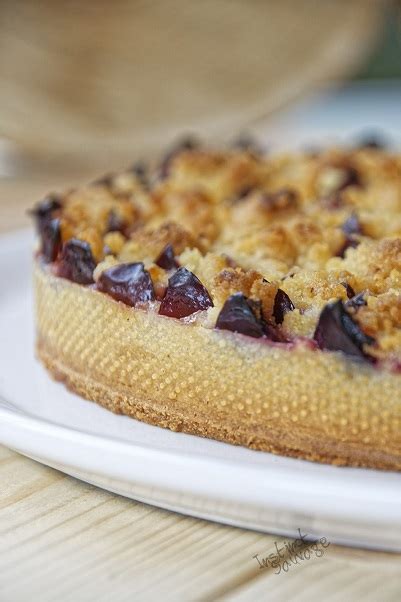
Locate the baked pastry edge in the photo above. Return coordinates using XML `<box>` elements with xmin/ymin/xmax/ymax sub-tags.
<box><xmin>34</xmin><ymin>262</ymin><xmax>401</xmax><ymax>471</ymax></box>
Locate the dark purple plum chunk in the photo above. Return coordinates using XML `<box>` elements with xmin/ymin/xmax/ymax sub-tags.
<box><xmin>313</xmin><ymin>300</ymin><xmax>375</xmax><ymax>361</ymax></box>
<box><xmin>273</xmin><ymin>289</ymin><xmax>295</xmax><ymax>324</ymax></box>
<box><xmin>98</xmin><ymin>262</ymin><xmax>155</xmax><ymax>306</ymax></box>
<box><xmin>337</xmin><ymin>237</ymin><xmax>360</xmax><ymax>258</ymax></box>
<box><xmin>346</xmin><ymin>291</ymin><xmax>367</xmax><ymax>310</ymax></box>
<box><xmin>158</xmin><ymin>136</ymin><xmax>199</xmax><ymax>179</ymax></box>
<box><xmin>155</xmin><ymin>244</ymin><xmax>179</xmax><ymax>271</ymax></box>
<box><xmin>106</xmin><ymin>210</ymin><xmax>127</xmax><ymax>234</ymax></box>
<box><xmin>215</xmin><ymin>293</ymin><xmax>265</xmax><ymax>338</ymax></box>
<box><xmin>159</xmin><ymin>267</ymin><xmax>213</xmax><ymax>318</ymax></box>
<box><xmin>355</xmin><ymin>133</ymin><xmax>387</xmax><ymax>150</ymax></box>
<box><xmin>30</xmin><ymin>195</ymin><xmax>63</xmax><ymax>261</ymax></box>
<box><xmin>41</xmin><ymin>218</ymin><xmax>62</xmax><ymax>263</ymax></box>
<box><xmin>129</xmin><ymin>161</ymin><xmax>149</xmax><ymax>189</ymax></box>
<box><xmin>337</xmin><ymin>213</ymin><xmax>363</xmax><ymax>258</ymax></box>
<box><xmin>342</xmin><ymin>213</ymin><xmax>362</xmax><ymax>237</ymax></box>
<box><xmin>30</xmin><ymin>194</ymin><xmax>62</xmax><ymax>229</ymax></box>
<box><xmin>58</xmin><ymin>239</ymin><xmax>96</xmax><ymax>285</ymax></box>
<box><xmin>342</xmin><ymin>282</ymin><xmax>355</xmax><ymax>299</ymax></box>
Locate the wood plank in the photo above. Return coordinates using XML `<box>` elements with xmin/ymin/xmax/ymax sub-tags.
<box><xmin>1</xmin><ymin>449</ymin><xmax>400</xmax><ymax>601</ymax></box>
<box><xmin>222</xmin><ymin>555</ymin><xmax>401</xmax><ymax>602</ymax></box>
<box><xmin>0</xmin><ymin>450</ymin><xmax>279</xmax><ymax>601</ymax></box>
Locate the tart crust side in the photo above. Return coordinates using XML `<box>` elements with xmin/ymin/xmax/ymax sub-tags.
<box><xmin>34</xmin><ymin>262</ymin><xmax>401</xmax><ymax>471</ymax></box>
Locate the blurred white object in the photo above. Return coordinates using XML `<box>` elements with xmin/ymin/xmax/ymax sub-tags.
<box><xmin>261</xmin><ymin>80</ymin><xmax>401</xmax><ymax>150</ymax></box>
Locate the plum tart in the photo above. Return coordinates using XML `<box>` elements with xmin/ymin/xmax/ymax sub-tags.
<box><xmin>32</xmin><ymin>139</ymin><xmax>401</xmax><ymax>470</ymax></box>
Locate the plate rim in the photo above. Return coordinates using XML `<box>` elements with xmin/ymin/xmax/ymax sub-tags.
<box><xmin>2</xmin><ymin>229</ymin><xmax>401</xmax><ymax>552</ymax></box>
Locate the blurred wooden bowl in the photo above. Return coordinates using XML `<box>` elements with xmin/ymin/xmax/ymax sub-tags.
<box><xmin>0</xmin><ymin>0</ymin><xmax>385</xmax><ymax>172</ymax></box>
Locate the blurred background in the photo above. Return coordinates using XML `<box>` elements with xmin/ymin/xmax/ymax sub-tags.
<box><xmin>0</xmin><ymin>0</ymin><xmax>400</xmax><ymax>231</ymax></box>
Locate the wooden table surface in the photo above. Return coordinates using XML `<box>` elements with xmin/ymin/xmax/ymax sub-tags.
<box><xmin>1</xmin><ymin>178</ymin><xmax>401</xmax><ymax>601</ymax></box>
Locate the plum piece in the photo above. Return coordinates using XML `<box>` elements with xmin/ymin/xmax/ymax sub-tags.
<box><xmin>342</xmin><ymin>213</ymin><xmax>362</xmax><ymax>237</ymax></box>
<box><xmin>106</xmin><ymin>210</ymin><xmax>127</xmax><ymax>235</ymax></box>
<box><xmin>346</xmin><ymin>291</ymin><xmax>367</xmax><ymax>310</ymax></box>
<box><xmin>337</xmin><ymin>213</ymin><xmax>362</xmax><ymax>258</ymax></box>
<box><xmin>356</xmin><ymin>134</ymin><xmax>387</xmax><ymax>150</ymax></box>
<box><xmin>215</xmin><ymin>293</ymin><xmax>265</xmax><ymax>338</ymax></box>
<box><xmin>273</xmin><ymin>289</ymin><xmax>295</xmax><ymax>324</ymax></box>
<box><xmin>155</xmin><ymin>244</ymin><xmax>179</xmax><ymax>271</ymax></box>
<box><xmin>158</xmin><ymin>137</ymin><xmax>199</xmax><ymax>179</ymax></box>
<box><xmin>342</xmin><ymin>282</ymin><xmax>355</xmax><ymax>299</ymax></box>
<box><xmin>30</xmin><ymin>195</ymin><xmax>63</xmax><ymax>262</ymax></box>
<box><xmin>58</xmin><ymin>239</ymin><xmax>96</xmax><ymax>285</ymax></box>
<box><xmin>129</xmin><ymin>161</ymin><xmax>149</xmax><ymax>189</ymax></box>
<box><xmin>159</xmin><ymin>267</ymin><xmax>213</xmax><ymax>318</ymax></box>
<box><xmin>337</xmin><ymin>237</ymin><xmax>359</xmax><ymax>258</ymax></box>
<box><xmin>313</xmin><ymin>300</ymin><xmax>375</xmax><ymax>361</ymax></box>
<box><xmin>98</xmin><ymin>262</ymin><xmax>155</xmax><ymax>306</ymax></box>
<box><xmin>41</xmin><ymin>218</ymin><xmax>62</xmax><ymax>263</ymax></box>
<box><xmin>30</xmin><ymin>195</ymin><xmax>62</xmax><ymax>228</ymax></box>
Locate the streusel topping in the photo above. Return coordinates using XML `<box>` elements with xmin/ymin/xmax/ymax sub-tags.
<box><xmin>32</xmin><ymin>139</ymin><xmax>401</xmax><ymax>366</ymax></box>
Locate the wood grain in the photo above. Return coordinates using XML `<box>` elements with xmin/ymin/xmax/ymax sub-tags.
<box><xmin>0</xmin><ymin>446</ymin><xmax>400</xmax><ymax>601</ymax></box>
<box><xmin>1</xmin><ymin>181</ymin><xmax>401</xmax><ymax>601</ymax></box>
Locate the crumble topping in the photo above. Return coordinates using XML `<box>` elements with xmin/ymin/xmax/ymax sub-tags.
<box><xmin>31</xmin><ymin>139</ymin><xmax>401</xmax><ymax>366</ymax></box>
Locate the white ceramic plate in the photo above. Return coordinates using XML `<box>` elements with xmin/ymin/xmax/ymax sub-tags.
<box><xmin>1</xmin><ymin>230</ymin><xmax>401</xmax><ymax>552</ymax></box>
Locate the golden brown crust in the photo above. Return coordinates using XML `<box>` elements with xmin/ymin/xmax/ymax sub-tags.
<box><xmin>37</xmin><ymin>342</ymin><xmax>401</xmax><ymax>470</ymax></box>
<box><xmin>34</xmin><ymin>264</ymin><xmax>401</xmax><ymax>470</ymax></box>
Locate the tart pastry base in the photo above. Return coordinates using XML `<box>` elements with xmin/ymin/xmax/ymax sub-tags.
<box><xmin>35</xmin><ymin>263</ymin><xmax>401</xmax><ymax>471</ymax></box>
